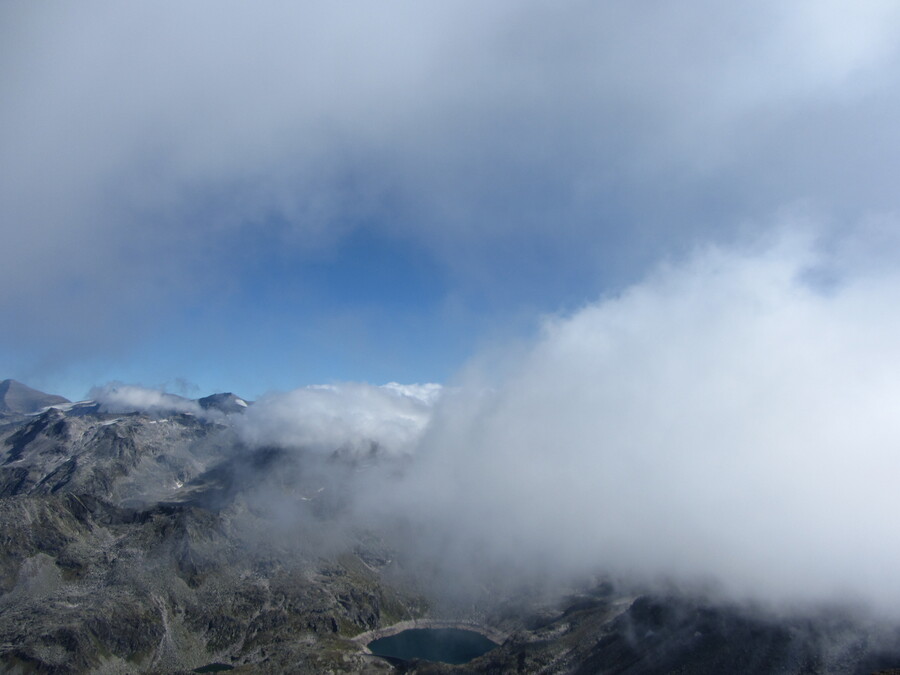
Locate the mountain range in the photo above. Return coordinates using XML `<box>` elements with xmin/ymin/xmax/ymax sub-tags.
<box><xmin>1</xmin><ymin>380</ymin><xmax>899</xmax><ymax>674</ymax></box>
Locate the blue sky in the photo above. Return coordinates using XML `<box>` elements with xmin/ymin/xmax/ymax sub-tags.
<box><xmin>4</xmin><ymin>2</ymin><xmax>900</xmax><ymax>401</ymax></box>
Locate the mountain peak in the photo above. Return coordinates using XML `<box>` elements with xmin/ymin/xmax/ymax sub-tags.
<box><xmin>197</xmin><ymin>392</ymin><xmax>250</xmax><ymax>414</ymax></box>
<box><xmin>0</xmin><ymin>379</ymin><xmax>70</xmax><ymax>414</ymax></box>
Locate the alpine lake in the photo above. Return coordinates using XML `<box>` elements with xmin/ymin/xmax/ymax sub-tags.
<box><xmin>368</xmin><ymin>627</ymin><xmax>499</xmax><ymax>665</ymax></box>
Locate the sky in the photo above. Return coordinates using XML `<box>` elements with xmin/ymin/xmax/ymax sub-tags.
<box><xmin>3</xmin><ymin>1</ymin><xmax>900</xmax><ymax>401</ymax></box>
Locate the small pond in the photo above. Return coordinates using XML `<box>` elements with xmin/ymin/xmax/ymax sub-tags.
<box><xmin>368</xmin><ymin>627</ymin><xmax>498</xmax><ymax>665</ymax></box>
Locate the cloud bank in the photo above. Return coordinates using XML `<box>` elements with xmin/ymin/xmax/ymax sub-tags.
<box><xmin>370</xmin><ymin>230</ymin><xmax>900</xmax><ymax>614</ymax></box>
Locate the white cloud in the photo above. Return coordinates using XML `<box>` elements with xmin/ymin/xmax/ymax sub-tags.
<box><xmin>380</xmin><ymin>228</ymin><xmax>900</xmax><ymax>613</ymax></box>
<box><xmin>381</xmin><ymin>382</ymin><xmax>443</xmax><ymax>406</ymax></box>
<box><xmin>90</xmin><ymin>383</ymin><xmax>201</xmax><ymax>415</ymax></box>
<box><xmin>236</xmin><ymin>382</ymin><xmax>438</xmax><ymax>458</ymax></box>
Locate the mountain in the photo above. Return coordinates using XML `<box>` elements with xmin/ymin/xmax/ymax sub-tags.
<box><xmin>0</xmin><ymin>379</ymin><xmax>69</xmax><ymax>415</ymax></box>
<box><xmin>1</xmin><ymin>381</ymin><xmax>900</xmax><ymax>673</ymax></box>
<box><xmin>0</xmin><ymin>390</ymin><xmax>419</xmax><ymax>673</ymax></box>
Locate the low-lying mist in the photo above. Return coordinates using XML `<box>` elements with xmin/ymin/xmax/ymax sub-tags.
<box><xmin>95</xmin><ymin>229</ymin><xmax>900</xmax><ymax>618</ymax></box>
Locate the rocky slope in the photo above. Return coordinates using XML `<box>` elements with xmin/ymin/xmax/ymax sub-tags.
<box><xmin>0</xmin><ymin>392</ymin><xmax>425</xmax><ymax>673</ymax></box>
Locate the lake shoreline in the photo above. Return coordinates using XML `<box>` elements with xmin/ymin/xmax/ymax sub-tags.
<box><xmin>352</xmin><ymin>619</ymin><xmax>509</xmax><ymax>653</ymax></box>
